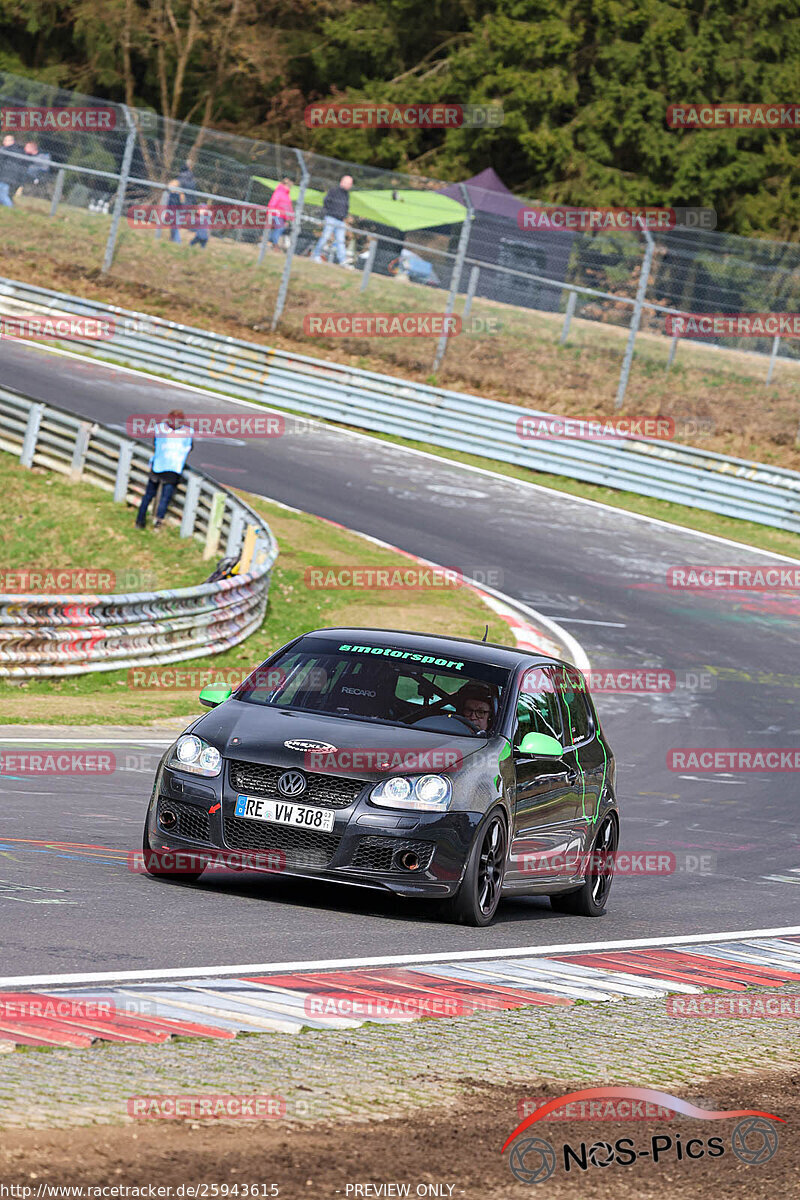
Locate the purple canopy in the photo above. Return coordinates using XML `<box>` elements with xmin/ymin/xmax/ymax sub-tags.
<box><xmin>439</xmin><ymin>167</ymin><xmax>531</xmax><ymax>220</ymax></box>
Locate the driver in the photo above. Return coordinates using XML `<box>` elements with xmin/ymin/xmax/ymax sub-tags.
<box><xmin>455</xmin><ymin>683</ymin><xmax>495</xmax><ymax>734</ymax></box>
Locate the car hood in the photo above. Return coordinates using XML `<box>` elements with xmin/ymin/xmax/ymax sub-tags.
<box><xmin>191</xmin><ymin>700</ymin><xmax>499</xmax><ymax>780</ymax></box>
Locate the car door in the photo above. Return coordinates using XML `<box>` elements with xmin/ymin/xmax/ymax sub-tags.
<box><xmin>505</xmin><ymin>666</ymin><xmax>584</xmax><ymax>886</ymax></box>
<box><xmin>555</xmin><ymin>665</ymin><xmax>607</xmax><ymax>838</ymax></box>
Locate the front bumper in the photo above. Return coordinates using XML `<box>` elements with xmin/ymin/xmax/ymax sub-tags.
<box><xmin>146</xmin><ymin>763</ymin><xmax>484</xmax><ymax>897</ymax></box>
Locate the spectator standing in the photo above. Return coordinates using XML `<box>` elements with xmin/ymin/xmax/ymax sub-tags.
<box><xmin>178</xmin><ymin>161</ymin><xmax>198</xmax><ymax>203</ymax></box>
<box><xmin>189</xmin><ymin>198</ymin><xmax>213</xmax><ymax>248</ymax></box>
<box><xmin>266</xmin><ymin>177</ymin><xmax>294</xmax><ymax>250</ymax></box>
<box><xmin>22</xmin><ymin>141</ymin><xmax>50</xmax><ymax>194</ymax></box>
<box><xmin>312</xmin><ymin>174</ymin><xmax>353</xmax><ymax>265</ymax></box>
<box><xmin>166</xmin><ymin>178</ymin><xmax>184</xmax><ymax>244</ymax></box>
<box><xmin>135</xmin><ymin>409</ymin><xmax>193</xmax><ymax>530</ymax></box>
<box><xmin>0</xmin><ymin>135</ymin><xmax>22</xmax><ymax>207</ymax></box>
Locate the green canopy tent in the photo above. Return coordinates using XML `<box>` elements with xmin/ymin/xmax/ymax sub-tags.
<box><xmin>251</xmin><ymin>178</ymin><xmax>466</xmax><ymax>231</ymax></box>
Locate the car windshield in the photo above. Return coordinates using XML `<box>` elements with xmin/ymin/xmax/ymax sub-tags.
<box><xmin>235</xmin><ymin>636</ymin><xmax>512</xmax><ymax>736</ymax></box>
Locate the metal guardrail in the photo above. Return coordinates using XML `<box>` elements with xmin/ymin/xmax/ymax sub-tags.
<box><xmin>1</xmin><ymin>275</ymin><xmax>799</xmax><ymax>535</ymax></box>
<box><xmin>0</xmin><ymin>385</ymin><xmax>278</xmax><ymax>677</ymax></box>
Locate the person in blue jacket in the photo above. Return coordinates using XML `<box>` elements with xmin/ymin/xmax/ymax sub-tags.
<box><xmin>135</xmin><ymin>409</ymin><xmax>193</xmax><ymax>530</ymax></box>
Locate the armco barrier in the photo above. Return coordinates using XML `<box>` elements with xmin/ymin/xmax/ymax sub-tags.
<box><xmin>0</xmin><ymin>386</ymin><xmax>278</xmax><ymax>677</ymax></box>
<box><xmin>1</xmin><ymin>276</ymin><xmax>800</xmax><ymax>534</ymax></box>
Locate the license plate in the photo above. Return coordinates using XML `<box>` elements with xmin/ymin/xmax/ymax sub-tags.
<box><xmin>234</xmin><ymin>793</ymin><xmax>335</xmax><ymax>833</ymax></box>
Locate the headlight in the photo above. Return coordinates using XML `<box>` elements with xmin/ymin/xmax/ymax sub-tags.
<box><xmin>371</xmin><ymin>774</ymin><xmax>452</xmax><ymax>812</ymax></box>
<box><xmin>169</xmin><ymin>734</ymin><xmax>222</xmax><ymax>777</ymax></box>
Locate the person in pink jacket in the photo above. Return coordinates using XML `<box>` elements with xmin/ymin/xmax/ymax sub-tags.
<box><xmin>266</xmin><ymin>178</ymin><xmax>295</xmax><ymax>249</ymax></box>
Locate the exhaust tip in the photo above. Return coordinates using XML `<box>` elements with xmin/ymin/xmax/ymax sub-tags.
<box><xmin>398</xmin><ymin>850</ymin><xmax>420</xmax><ymax>872</ymax></box>
<box><xmin>160</xmin><ymin>808</ymin><xmax>178</xmax><ymax>830</ymax></box>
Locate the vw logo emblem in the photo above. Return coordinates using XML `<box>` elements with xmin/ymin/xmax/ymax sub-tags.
<box><xmin>278</xmin><ymin>770</ymin><xmax>307</xmax><ymax>798</ymax></box>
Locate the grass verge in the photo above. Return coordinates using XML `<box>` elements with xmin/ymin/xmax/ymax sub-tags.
<box><xmin>0</xmin><ymin>458</ymin><xmax>510</xmax><ymax>725</ymax></box>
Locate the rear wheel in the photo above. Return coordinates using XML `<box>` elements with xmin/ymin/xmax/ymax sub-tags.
<box><xmin>549</xmin><ymin>814</ymin><xmax>618</xmax><ymax>916</ymax></box>
<box><xmin>141</xmin><ymin>812</ymin><xmax>206</xmax><ymax>883</ymax></box>
<box><xmin>441</xmin><ymin>809</ymin><xmax>507</xmax><ymax>926</ymax></box>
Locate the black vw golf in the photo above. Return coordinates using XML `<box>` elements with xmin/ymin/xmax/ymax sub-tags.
<box><xmin>142</xmin><ymin>628</ymin><xmax>619</xmax><ymax>925</ymax></box>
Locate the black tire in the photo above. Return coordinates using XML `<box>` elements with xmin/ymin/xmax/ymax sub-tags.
<box><xmin>441</xmin><ymin>808</ymin><xmax>507</xmax><ymax>926</ymax></box>
<box><xmin>142</xmin><ymin>812</ymin><xmax>206</xmax><ymax>883</ymax></box>
<box><xmin>550</xmin><ymin>813</ymin><xmax>618</xmax><ymax>916</ymax></box>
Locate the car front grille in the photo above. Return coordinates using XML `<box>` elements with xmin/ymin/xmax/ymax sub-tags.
<box><xmin>350</xmin><ymin>836</ymin><xmax>435</xmax><ymax>873</ymax></box>
<box><xmin>228</xmin><ymin>759</ymin><xmax>364</xmax><ymax>809</ymax></box>
<box><xmin>223</xmin><ymin>814</ymin><xmax>342</xmax><ymax>868</ymax></box>
<box><xmin>158</xmin><ymin>798</ymin><xmax>211</xmax><ymax>843</ymax></box>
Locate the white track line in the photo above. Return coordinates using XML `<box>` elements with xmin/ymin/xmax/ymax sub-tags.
<box><xmin>2</xmin><ymin>926</ymin><xmax>799</xmax><ymax>990</ymax></box>
<box><xmin>13</xmin><ymin>337</ymin><xmax>800</xmax><ymax>564</ymax></box>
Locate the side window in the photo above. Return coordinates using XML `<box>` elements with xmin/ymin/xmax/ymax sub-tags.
<box><xmin>556</xmin><ymin>667</ymin><xmax>593</xmax><ymax>746</ymax></box>
<box><xmin>513</xmin><ymin>668</ymin><xmax>563</xmax><ymax>752</ymax></box>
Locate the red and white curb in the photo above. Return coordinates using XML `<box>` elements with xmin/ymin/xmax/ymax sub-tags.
<box><xmin>3</xmin><ymin>936</ymin><xmax>800</xmax><ymax>1049</ymax></box>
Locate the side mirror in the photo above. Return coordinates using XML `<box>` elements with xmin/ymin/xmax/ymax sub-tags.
<box><xmin>199</xmin><ymin>685</ymin><xmax>232</xmax><ymax>708</ymax></box>
<box><xmin>518</xmin><ymin>731</ymin><xmax>563</xmax><ymax>758</ymax></box>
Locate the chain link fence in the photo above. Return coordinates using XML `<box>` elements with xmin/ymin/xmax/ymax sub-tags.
<box><xmin>2</xmin><ymin>69</ymin><xmax>800</xmax><ymax>405</ymax></box>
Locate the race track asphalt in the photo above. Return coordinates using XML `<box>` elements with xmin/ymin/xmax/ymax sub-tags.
<box><xmin>2</xmin><ymin>338</ymin><xmax>800</xmax><ymax>978</ymax></box>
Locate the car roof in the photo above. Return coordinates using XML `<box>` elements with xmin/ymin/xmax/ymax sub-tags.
<box><xmin>300</xmin><ymin>626</ymin><xmax>572</xmax><ymax>671</ymax></box>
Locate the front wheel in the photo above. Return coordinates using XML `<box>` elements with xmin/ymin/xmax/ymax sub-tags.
<box><xmin>549</xmin><ymin>813</ymin><xmax>618</xmax><ymax>916</ymax></box>
<box><xmin>441</xmin><ymin>809</ymin><xmax>507</xmax><ymax>926</ymax></box>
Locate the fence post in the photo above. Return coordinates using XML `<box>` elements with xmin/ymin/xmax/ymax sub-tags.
<box><xmin>114</xmin><ymin>440</ymin><xmax>134</xmax><ymax>502</ymax></box>
<box><xmin>180</xmin><ymin>474</ymin><xmax>202</xmax><ymax>538</ymax></box>
<box><xmin>203</xmin><ymin>492</ymin><xmax>227</xmax><ymax>560</ymax></box>
<box><xmin>49</xmin><ymin>168</ymin><xmax>65</xmax><ymax>217</ymax></box>
<box><xmin>666</xmin><ymin>333</ymin><xmax>679</xmax><ymax>371</ymax></box>
<box><xmin>462</xmin><ymin>265</ymin><xmax>480</xmax><ymax>321</ymax></box>
<box><xmin>360</xmin><ymin>236</ymin><xmax>378</xmax><ymax>292</ymax></box>
<box><xmin>615</xmin><ymin>228</ymin><xmax>654</xmax><ymax>409</ymax></box>
<box><xmin>101</xmin><ymin>106</ymin><xmax>136</xmax><ymax>274</ymax></box>
<box><xmin>432</xmin><ymin>183</ymin><xmax>473</xmax><ymax>373</ymax></box>
<box><xmin>766</xmin><ymin>334</ymin><xmax>781</xmax><ymax>384</ymax></box>
<box><xmin>271</xmin><ymin>149</ymin><xmax>309</xmax><ymax>332</ymax></box>
<box><xmin>20</xmin><ymin>403</ymin><xmax>45</xmax><ymax>468</ymax></box>
<box><xmin>70</xmin><ymin>421</ymin><xmax>93</xmax><ymax>481</ymax></box>
<box><xmin>560</xmin><ymin>290</ymin><xmax>577</xmax><ymax>345</ymax></box>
